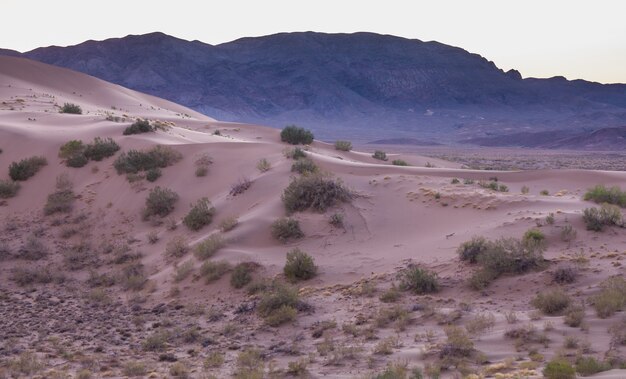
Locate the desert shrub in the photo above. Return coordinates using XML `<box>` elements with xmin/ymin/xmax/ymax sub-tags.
<box><xmin>282</xmin><ymin>174</ymin><xmax>351</xmax><ymax>213</ymax></box>
<box><xmin>334</xmin><ymin>140</ymin><xmax>352</xmax><ymax>151</ymax></box>
<box><xmin>118</xmin><ymin>263</ymin><xmax>147</xmax><ymax>291</ymax></box>
<box><xmin>230</xmin><ymin>177</ymin><xmax>252</xmax><ymax>196</ymax></box>
<box><xmin>521</xmin><ymin>185</ymin><xmax>530</xmax><ymax>194</ymax></box>
<box><xmin>270</xmin><ymin>217</ymin><xmax>304</xmax><ymax>242</ymax></box>
<box><xmin>194</xmin><ymin>234</ymin><xmax>225</xmax><ymax>260</ymax></box>
<box><xmin>169</xmin><ymin>362</ymin><xmax>189</xmax><ymax>378</ymax></box>
<box><xmin>0</xmin><ymin>180</ymin><xmax>20</xmax><ymax>198</ymax></box>
<box><xmin>60</xmin><ymin>103</ymin><xmax>82</xmax><ymax>114</ymax></box>
<box><xmin>219</xmin><ymin>217</ymin><xmax>238</xmax><ymax>232</ymax></box>
<box><xmin>142</xmin><ymin>330</ymin><xmax>170</xmax><ymax>351</ymax></box>
<box><xmin>478</xmin><ymin>237</ymin><xmax>545</xmax><ymax>276</ymax></box>
<box><xmin>563</xmin><ymin>305</ymin><xmax>585</xmax><ymax>327</ymax></box>
<box><xmin>83</xmin><ymin>137</ymin><xmax>119</xmax><ymax>161</ymax></box>
<box><xmin>546</xmin><ymin>213</ymin><xmax>555</xmax><ymax>224</ymax></box>
<box><xmin>522</xmin><ymin>228</ymin><xmax>546</xmax><ymax>249</ymax></box>
<box><xmin>465</xmin><ymin>312</ymin><xmax>496</xmax><ymax>336</ymax></box>
<box><xmin>543</xmin><ymin>358</ymin><xmax>575</xmax><ymax>379</ymax></box>
<box><xmin>123</xmin><ymin>119</ymin><xmax>153</xmax><ymax>135</ymax></box>
<box><xmin>9</xmin><ymin>156</ymin><xmax>47</xmax><ymax>181</ymax></box>
<box><xmin>399</xmin><ymin>266</ymin><xmax>439</xmax><ymax>294</ymax></box>
<box><xmin>20</xmin><ymin>235</ymin><xmax>48</xmax><ymax>260</ymax></box>
<box><xmin>231</xmin><ymin>262</ymin><xmax>257</xmax><ymax>289</ymax></box>
<box><xmin>256</xmin><ymin>158</ymin><xmax>271</xmax><ymax>172</ymax></box>
<box><xmin>583</xmin><ymin>204</ymin><xmax>623</xmax><ymax>231</ymax></box>
<box><xmin>379</xmin><ymin>285</ymin><xmax>401</xmax><ymax>303</ymax></box>
<box><xmin>66</xmin><ymin>153</ymin><xmax>89</xmax><ymax>168</ymax></box>
<box><xmin>592</xmin><ymin>276</ymin><xmax>626</xmax><ymax>318</ymax></box>
<box><xmin>11</xmin><ymin>266</ymin><xmax>63</xmax><ymax>286</ymax></box>
<box><xmin>257</xmin><ymin>283</ymin><xmax>300</xmax><ymax>326</ymax></box>
<box><xmin>281</xmin><ymin>125</ymin><xmax>314</xmax><ymax>145</ymax></box>
<box><xmin>457</xmin><ymin>236</ymin><xmax>489</xmax><ymax>264</ymax></box>
<box><xmin>575</xmin><ymin>356</ymin><xmax>611</xmax><ymax>376</ymax></box>
<box><xmin>123</xmin><ymin>361</ymin><xmax>147</xmax><ymax>376</ymax></box>
<box><xmin>145</xmin><ymin>168</ymin><xmax>161</xmax><ymax>182</ymax></box>
<box><xmin>440</xmin><ymin>326</ymin><xmax>474</xmax><ymax>359</ymax></box>
<box><xmin>291</xmin><ymin>158</ymin><xmax>318</xmax><ymax>174</ymax></box>
<box><xmin>531</xmin><ymin>289</ymin><xmax>571</xmax><ymax>315</ymax></box>
<box><xmin>283</xmin><ymin>249</ymin><xmax>317</xmax><ymax>281</ymax></box>
<box><xmin>552</xmin><ymin>265</ymin><xmax>578</xmax><ymax>284</ymax></box>
<box><xmin>468</xmin><ymin>268</ymin><xmax>498</xmax><ymax>290</ymax></box>
<box><xmin>165</xmin><ymin>236</ymin><xmax>189</xmax><ymax>259</ymax></box>
<box><xmin>372</xmin><ymin>150</ymin><xmax>387</xmax><ymax>161</ymax></box>
<box><xmin>234</xmin><ymin>349</ymin><xmax>264</xmax><ymax>378</ymax></box>
<box><xmin>58</xmin><ymin>140</ymin><xmax>85</xmax><ymax>159</ymax></box>
<box><xmin>328</xmin><ymin>213</ymin><xmax>344</xmax><ymax>227</ymax></box>
<box><xmin>560</xmin><ymin>224</ymin><xmax>577</xmax><ymax>243</ymax></box>
<box><xmin>392</xmin><ymin>159</ymin><xmax>409</xmax><ymax>166</ymax></box>
<box><xmin>479</xmin><ymin>180</ymin><xmax>508</xmax><ymax>192</ymax></box>
<box><xmin>584</xmin><ymin>184</ymin><xmax>626</xmax><ymax>207</ymax></box>
<box><xmin>114</xmin><ymin>145</ymin><xmax>182</xmax><ymax>174</ymax></box>
<box><xmin>44</xmin><ymin>174</ymin><xmax>74</xmax><ymax>215</ymax></box>
<box><xmin>199</xmin><ymin>260</ymin><xmax>231</xmax><ymax>283</ymax></box>
<box><xmin>143</xmin><ymin>187</ymin><xmax>179</xmax><ymax>220</ymax></box>
<box><xmin>194</xmin><ymin>153</ymin><xmax>212</xmax><ymax>177</ymax></box>
<box><xmin>183</xmin><ymin>197</ymin><xmax>215</xmax><ymax>230</ymax></box>
<box><xmin>8</xmin><ymin>352</ymin><xmax>42</xmax><ymax>376</ymax></box>
<box><xmin>540</xmin><ymin>189</ymin><xmax>550</xmax><ymax>196</ymax></box>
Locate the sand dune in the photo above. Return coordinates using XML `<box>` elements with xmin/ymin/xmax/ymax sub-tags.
<box><xmin>1</xmin><ymin>56</ymin><xmax>625</xmax><ymax>378</ymax></box>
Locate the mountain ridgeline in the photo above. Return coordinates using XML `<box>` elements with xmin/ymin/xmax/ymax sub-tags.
<box><xmin>5</xmin><ymin>32</ymin><xmax>626</xmax><ymax>148</ymax></box>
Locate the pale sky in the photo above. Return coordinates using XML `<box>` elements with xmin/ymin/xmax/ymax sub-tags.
<box><xmin>2</xmin><ymin>0</ymin><xmax>625</xmax><ymax>83</ymax></box>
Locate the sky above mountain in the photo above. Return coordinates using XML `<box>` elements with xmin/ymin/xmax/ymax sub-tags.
<box><xmin>2</xmin><ymin>0</ymin><xmax>625</xmax><ymax>83</ymax></box>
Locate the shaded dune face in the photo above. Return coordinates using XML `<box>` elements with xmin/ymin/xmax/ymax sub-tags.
<box><xmin>1</xmin><ymin>55</ymin><xmax>625</xmax><ymax>378</ymax></box>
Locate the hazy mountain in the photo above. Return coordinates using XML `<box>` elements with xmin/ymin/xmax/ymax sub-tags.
<box><xmin>6</xmin><ymin>32</ymin><xmax>626</xmax><ymax>146</ymax></box>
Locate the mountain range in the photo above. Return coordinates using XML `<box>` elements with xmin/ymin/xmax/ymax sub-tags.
<box><xmin>3</xmin><ymin>32</ymin><xmax>626</xmax><ymax>148</ymax></box>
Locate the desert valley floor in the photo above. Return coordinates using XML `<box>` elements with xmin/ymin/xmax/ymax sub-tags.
<box><xmin>0</xmin><ymin>56</ymin><xmax>625</xmax><ymax>378</ymax></box>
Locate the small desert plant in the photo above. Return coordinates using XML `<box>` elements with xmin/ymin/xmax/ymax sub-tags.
<box><xmin>219</xmin><ymin>216</ymin><xmax>239</xmax><ymax>232</ymax></box>
<box><xmin>114</xmin><ymin>145</ymin><xmax>182</xmax><ymax>174</ymax></box>
<box><xmin>183</xmin><ymin>197</ymin><xmax>215</xmax><ymax>230</ymax></box>
<box><xmin>584</xmin><ymin>184</ymin><xmax>626</xmax><ymax>207</ymax></box>
<box><xmin>200</xmin><ymin>260</ymin><xmax>231</xmax><ymax>283</ymax></box>
<box><xmin>66</xmin><ymin>153</ymin><xmax>88</xmax><ymax>168</ymax></box>
<box><xmin>118</xmin><ymin>263</ymin><xmax>147</xmax><ymax>291</ymax></box>
<box><xmin>0</xmin><ymin>179</ymin><xmax>20</xmax><ymax>198</ymax></box>
<box><xmin>44</xmin><ymin>174</ymin><xmax>74</xmax><ymax>215</ymax></box>
<box><xmin>328</xmin><ymin>213</ymin><xmax>344</xmax><ymax>227</ymax></box>
<box><xmin>552</xmin><ymin>265</ymin><xmax>578</xmax><ymax>284</ymax></box>
<box><xmin>283</xmin><ymin>249</ymin><xmax>318</xmax><ymax>281</ymax></box>
<box><xmin>451</xmin><ymin>178</ymin><xmax>460</xmax><ymax>184</ymax></box>
<box><xmin>334</xmin><ymin>140</ymin><xmax>352</xmax><ymax>151</ymax></box>
<box><xmin>83</xmin><ymin>137</ymin><xmax>120</xmax><ymax>161</ymax></box>
<box><xmin>531</xmin><ymin>289</ymin><xmax>571</xmax><ymax>315</ymax></box>
<box><xmin>282</xmin><ymin>174</ymin><xmax>351</xmax><ymax>213</ymax></box>
<box><xmin>543</xmin><ymin>358</ymin><xmax>575</xmax><ymax>379</ymax></box>
<box><xmin>257</xmin><ymin>283</ymin><xmax>300</xmax><ymax>326</ymax></box>
<box><xmin>174</xmin><ymin>260</ymin><xmax>194</xmax><ymax>282</ymax></box>
<box><xmin>256</xmin><ymin>158</ymin><xmax>271</xmax><ymax>172</ymax></box>
<box><xmin>392</xmin><ymin>159</ymin><xmax>409</xmax><ymax>166</ymax></box>
<box><xmin>560</xmin><ymin>224</ymin><xmax>577</xmax><ymax>243</ymax></box>
<box><xmin>123</xmin><ymin>119</ymin><xmax>153</xmax><ymax>135</ymax></box>
<box><xmin>583</xmin><ymin>204</ymin><xmax>623</xmax><ymax>231</ymax></box>
<box><xmin>540</xmin><ymin>189</ymin><xmax>550</xmax><ymax>196</ymax></box>
<box><xmin>11</xmin><ymin>266</ymin><xmax>63</xmax><ymax>286</ymax></box>
<box><xmin>145</xmin><ymin>168</ymin><xmax>161</xmax><ymax>182</ymax></box>
<box><xmin>123</xmin><ymin>361</ymin><xmax>147</xmax><ymax>376</ymax></box>
<box><xmin>521</xmin><ymin>185</ymin><xmax>530</xmax><ymax>194</ymax></box>
<box><xmin>465</xmin><ymin>312</ymin><xmax>496</xmax><ymax>336</ymax></box>
<box><xmin>204</xmin><ymin>351</ymin><xmax>224</xmax><ymax>368</ymax></box>
<box><xmin>58</xmin><ymin>140</ymin><xmax>85</xmax><ymax>159</ymax></box>
<box><xmin>546</xmin><ymin>212</ymin><xmax>555</xmax><ymax>224</ymax></box>
<box><xmin>194</xmin><ymin>234</ymin><xmax>225</xmax><ymax>260</ymax></box>
<box><xmin>372</xmin><ymin>150</ymin><xmax>387</xmax><ymax>161</ymax></box>
<box><xmin>194</xmin><ymin>153</ymin><xmax>213</xmax><ymax>177</ymax></box>
<box><xmin>379</xmin><ymin>285</ymin><xmax>401</xmax><ymax>303</ymax></box>
<box><xmin>281</xmin><ymin>125</ymin><xmax>314</xmax><ymax>145</ymax></box>
<box><xmin>563</xmin><ymin>304</ymin><xmax>585</xmax><ymax>327</ymax></box>
<box><xmin>592</xmin><ymin>276</ymin><xmax>626</xmax><ymax>318</ymax></box>
<box><xmin>271</xmin><ymin>217</ymin><xmax>304</xmax><ymax>242</ymax></box>
<box><xmin>234</xmin><ymin>349</ymin><xmax>265</xmax><ymax>378</ymax></box>
<box><xmin>9</xmin><ymin>156</ymin><xmax>47</xmax><ymax>181</ymax></box>
<box><xmin>60</xmin><ymin>103</ymin><xmax>82</xmax><ymax>114</ymax></box>
<box><xmin>575</xmin><ymin>356</ymin><xmax>611</xmax><ymax>376</ymax></box>
<box><xmin>142</xmin><ymin>330</ymin><xmax>170</xmax><ymax>351</ymax></box>
<box><xmin>143</xmin><ymin>186</ymin><xmax>179</xmax><ymax>220</ymax></box>
<box><xmin>165</xmin><ymin>236</ymin><xmax>190</xmax><ymax>259</ymax></box>
<box><xmin>230</xmin><ymin>177</ymin><xmax>252</xmax><ymax>196</ymax></box>
<box><xmin>522</xmin><ymin>228</ymin><xmax>546</xmax><ymax>249</ymax></box>
<box><xmin>440</xmin><ymin>326</ymin><xmax>474</xmax><ymax>358</ymax></box>
<box><xmin>230</xmin><ymin>262</ymin><xmax>256</xmax><ymax>289</ymax></box>
<box><xmin>457</xmin><ymin>236</ymin><xmax>489</xmax><ymax>263</ymax></box>
<box><xmin>291</xmin><ymin>158</ymin><xmax>318</xmax><ymax>174</ymax></box>
<box><xmin>285</xmin><ymin>147</ymin><xmax>307</xmax><ymax>160</ymax></box>
<box><xmin>399</xmin><ymin>266</ymin><xmax>439</xmax><ymax>294</ymax></box>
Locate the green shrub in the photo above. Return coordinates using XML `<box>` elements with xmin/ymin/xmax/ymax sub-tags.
<box><xmin>478</xmin><ymin>237</ymin><xmax>545</xmax><ymax>276</ymax></box>
<box><xmin>114</xmin><ymin>145</ymin><xmax>182</xmax><ymax>174</ymax></box>
<box><xmin>123</xmin><ymin>119</ymin><xmax>154</xmax><ymax>135</ymax></box>
<box><xmin>219</xmin><ymin>217</ymin><xmax>239</xmax><ymax>232</ymax></box>
<box><xmin>372</xmin><ymin>150</ymin><xmax>387</xmax><ymax>161</ymax></box>
<box><xmin>531</xmin><ymin>289</ymin><xmax>571</xmax><ymax>315</ymax></box>
<box><xmin>0</xmin><ymin>180</ymin><xmax>20</xmax><ymax>198</ymax></box>
<box><xmin>58</xmin><ymin>140</ymin><xmax>85</xmax><ymax>159</ymax></box>
<box><xmin>522</xmin><ymin>228</ymin><xmax>546</xmax><ymax>249</ymax></box>
<box><xmin>479</xmin><ymin>180</ymin><xmax>508</xmax><ymax>192</ymax></box>
<box><xmin>257</xmin><ymin>283</ymin><xmax>300</xmax><ymax>326</ymax></box>
<box><xmin>270</xmin><ymin>218</ymin><xmax>304</xmax><ymax>242</ymax></box>
<box><xmin>282</xmin><ymin>175</ymin><xmax>351</xmax><ymax>213</ymax></box>
<box><xmin>142</xmin><ymin>186</ymin><xmax>179</xmax><ymax>220</ymax></box>
<box><xmin>284</xmin><ymin>249</ymin><xmax>317</xmax><ymax>281</ymax></box>
<box><xmin>457</xmin><ymin>236</ymin><xmax>489</xmax><ymax>263</ymax></box>
<box><xmin>145</xmin><ymin>168</ymin><xmax>161</xmax><ymax>182</ymax></box>
<box><xmin>9</xmin><ymin>156</ymin><xmax>47</xmax><ymax>181</ymax></box>
<box><xmin>291</xmin><ymin>158</ymin><xmax>318</xmax><ymax>174</ymax></box>
<box><xmin>334</xmin><ymin>140</ymin><xmax>352</xmax><ymax>151</ymax></box>
<box><xmin>392</xmin><ymin>159</ymin><xmax>409</xmax><ymax>166</ymax></box>
<box><xmin>563</xmin><ymin>304</ymin><xmax>585</xmax><ymax>327</ymax></box>
<box><xmin>231</xmin><ymin>262</ymin><xmax>256</xmax><ymax>289</ymax></box>
<box><xmin>583</xmin><ymin>204</ymin><xmax>623</xmax><ymax>231</ymax></box>
<box><xmin>60</xmin><ymin>103</ymin><xmax>82</xmax><ymax>114</ymax></box>
<box><xmin>66</xmin><ymin>153</ymin><xmax>89</xmax><ymax>168</ymax></box>
<box><xmin>399</xmin><ymin>266</ymin><xmax>439</xmax><ymax>294</ymax></box>
<box><xmin>194</xmin><ymin>234</ymin><xmax>225</xmax><ymax>260</ymax></box>
<box><xmin>280</xmin><ymin>125</ymin><xmax>314</xmax><ymax>145</ymax></box>
<box><xmin>592</xmin><ymin>276</ymin><xmax>626</xmax><ymax>318</ymax></box>
<box><xmin>584</xmin><ymin>184</ymin><xmax>626</xmax><ymax>207</ymax></box>
<box><xmin>285</xmin><ymin>147</ymin><xmax>307</xmax><ymax>160</ymax></box>
<box><xmin>543</xmin><ymin>358</ymin><xmax>575</xmax><ymax>379</ymax></box>
<box><xmin>575</xmin><ymin>356</ymin><xmax>611</xmax><ymax>376</ymax></box>
<box><xmin>44</xmin><ymin>174</ymin><xmax>74</xmax><ymax>215</ymax></box>
<box><xmin>83</xmin><ymin>137</ymin><xmax>120</xmax><ymax>161</ymax></box>
<box><xmin>441</xmin><ymin>326</ymin><xmax>474</xmax><ymax>358</ymax></box>
<box><xmin>183</xmin><ymin>197</ymin><xmax>215</xmax><ymax>230</ymax></box>
<box><xmin>199</xmin><ymin>260</ymin><xmax>231</xmax><ymax>283</ymax></box>
<box><xmin>468</xmin><ymin>268</ymin><xmax>497</xmax><ymax>290</ymax></box>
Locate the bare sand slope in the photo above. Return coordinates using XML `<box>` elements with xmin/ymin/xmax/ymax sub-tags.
<box><xmin>0</xmin><ymin>56</ymin><xmax>625</xmax><ymax>378</ymax></box>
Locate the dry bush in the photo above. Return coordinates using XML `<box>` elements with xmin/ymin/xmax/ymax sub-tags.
<box><xmin>114</xmin><ymin>145</ymin><xmax>182</xmax><ymax>175</ymax></box>
<box><xmin>174</xmin><ymin>260</ymin><xmax>194</xmax><ymax>282</ymax></box>
<box><xmin>234</xmin><ymin>349</ymin><xmax>264</xmax><ymax>379</ymax></box>
<box><xmin>230</xmin><ymin>262</ymin><xmax>258</xmax><ymax>289</ymax></box>
<box><xmin>457</xmin><ymin>236</ymin><xmax>489</xmax><ymax>263</ymax></box>
<box><xmin>143</xmin><ymin>186</ymin><xmax>179</xmax><ymax>220</ymax></box>
<box><xmin>194</xmin><ymin>234</ymin><xmax>225</xmax><ymax>260</ymax></box>
<box><xmin>552</xmin><ymin>265</ymin><xmax>578</xmax><ymax>284</ymax></box>
<box><xmin>399</xmin><ymin>265</ymin><xmax>439</xmax><ymax>294</ymax></box>
<box><xmin>0</xmin><ymin>179</ymin><xmax>20</xmax><ymax>198</ymax></box>
<box><xmin>465</xmin><ymin>313</ymin><xmax>496</xmax><ymax>336</ymax></box>
<box><xmin>291</xmin><ymin>158</ymin><xmax>318</xmax><ymax>174</ymax></box>
<box><xmin>199</xmin><ymin>260</ymin><xmax>231</xmax><ymax>283</ymax></box>
<box><xmin>563</xmin><ymin>304</ymin><xmax>585</xmax><ymax>327</ymax></box>
<box><xmin>256</xmin><ymin>158</ymin><xmax>271</xmax><ymax>172</ymax></box>
<box><xmin>118</xmin><ymin>263</ymin><xmax>147</xmax><ymax>291</ymax></box>
<box><xmin>592</xmin><ymin>276</ymin><xmax>626</xmax><ymax>318</ymax></box>
<box><xmin>230</xmin><ymin>177</ymin><xmax>252</xmax><ymax>196</ymax></box>
<box><xmin>270</xmin><ymin>217</ymin><xmax>304</xmax><ymax>242</ymax></box>
<box><xmin>219</xmin><ymin>216</ymin><xmax>239</xmax><ymax>232</ymax></box>
<box><xmin>560</xmin><ymin>224</ymin><xmax>577</xmax><ymax>243</ymax></box>
<box><xmin>531</xmin><ymin>289</ymin><xmax>571</xmax><ymax>315</ymax></box>
<box><xmin>194</xmin><ymin>153</ymin><xmax>213</xmax><ymax>177</ymax></box>
<box><xmin>257</xmin><ymin>283</ymin><xmax>300</xmax><ymax>327</ymax></box>
<box><xmin>19</xmin><ymin>235</ymin><xmax>48</xmax><ymax>260</ymax></box>
<box><xmin>334</xmin><ymin>140</ymin><xmax>352</xmax><ymax>151</ymax></box>
<box><xmin>283</xmin><ymin>248</ymin><xmax>317</xmax><ymax>282</ymax></box>
<box><xmin>183</xmin><ymin>197</ymin><xmax>215</xmax><ymax>230</ymax></box>
<box><xmin>44</xmin><ymin>174</ymin><xmax>74</xmax><ymax>215</ymax></box>
<box><xmin>543</xmin><ymin>358</ymin><xmax>575</xmax><ymax>379</ymax></box>
<box><xmin>11</xmin><ymin>266</ymin><xmax>64</xmax><ymax>286</ymax></box>
<box><xmin>165</xmin><ymin>236</ymin><xmax>189</xmax><ymax>259</ymax></box>
<box><xmin>282</xmin><ymin>174</ymin><xmax>351</xmax><ymax>213</ymax></box>
<box><xmin>60</xmin><ymin>103</ymin><xmax>82</xmax><ymax>114</ymax></box>
<box><xmin>583</xmin><ymin>204</ymin><xmax>623</xmax><ymax>231</ymax></box>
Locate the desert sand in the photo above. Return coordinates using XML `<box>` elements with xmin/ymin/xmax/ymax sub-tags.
<box><xmin>0</xmin><ymin>56</ymin><xmax>625</xmax><ymax>378</ymax></box>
